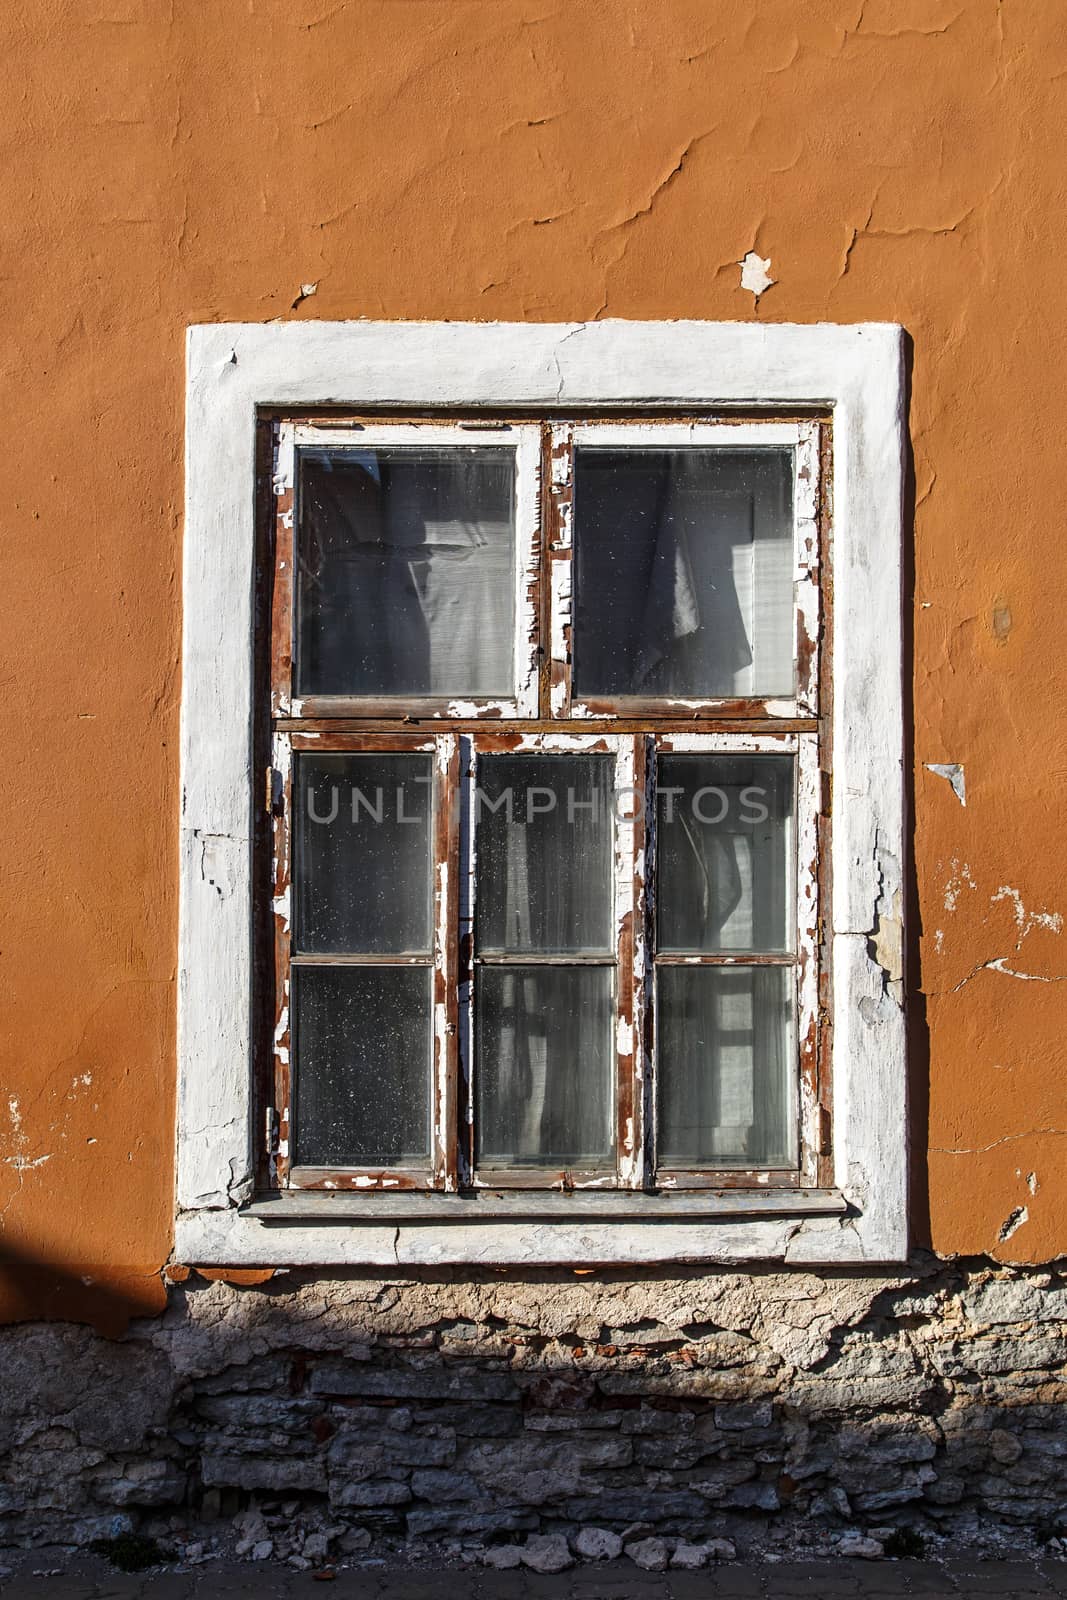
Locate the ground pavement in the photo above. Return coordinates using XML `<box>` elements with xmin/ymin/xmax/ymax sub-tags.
<box><xmin>3</xmin><ymin>1558</ymin><xmax>1067</xmax><ymax>1600</ymax></box>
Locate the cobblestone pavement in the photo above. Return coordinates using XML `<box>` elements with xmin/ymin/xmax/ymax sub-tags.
<box><xmin>3</xmin><ymin>1560</ymin><xmax>1067</xmax><ymax>1600</ymax></box>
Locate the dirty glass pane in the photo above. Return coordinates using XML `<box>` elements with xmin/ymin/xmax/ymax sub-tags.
<box><xmin>292</xmin><ymin>966</ymin><xmax>431</xmax><ymax>1167</ymax></box>
<box><xmin>293</xmin><ymin>752</ymin><xmax>432</xmax><ymax>955</ymax></box>
<box><xmin>656</xmin><ymin>754</ymin><xmax>794</xmax><ymax>954</ymax></box>
<box><xmin>476</xmin><ymin>966</ymin><xmax>614</xmax><ymax>1167</ymax></box>
<box><xmin>656</xmin><ymin>966</ymin><xmax>794</xmax><ymax>1168</ymax></box>
<box><xmin>295</xmin><ymin>446</ymin><xmax>516</xmax><ymax>697</ymax></box>
<box><xmin>573</xmin><ymin>449</ymin><xmax>794</xmax><ymax>699</ymax></box>
<box><xmin>476</xmin><ymin>754</ymin><xmax>614</xmax><ymax>955</ymax></box>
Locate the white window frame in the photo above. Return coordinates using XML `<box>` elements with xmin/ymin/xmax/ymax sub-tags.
<box><xmin>178</xmin><ymin>319</ymin><xmax>906</xmax><ymax>1267</ymax></box>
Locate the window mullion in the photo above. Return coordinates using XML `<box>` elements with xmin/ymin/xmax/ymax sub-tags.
<box><xmin>616</xmin><ymin>734</ymin><xmax>646</xmax><ymax>1190</ymax></box>
<box><xmin>432</xmin><ymin>734</ymin><xmax>461</xmax><ymax>1191</ymax></box>
<box><xmin>270</xmin><ymin>727</ymin><xmax>293</xmax><ymax>1189</ymax></box>
<box><xmin>795</xmin><ymin>421</ymin><xmax>821</xmax><ymax>716</ymax></box>
<box><xmin>270</xmin><ymin>422</ymin><xmax>295</xmax><ymax>719</ymax></box>
<box><xmin>796</xmin><ymin>732</ymin><xmax>822</xmax><ymax>1184</ymax></box>
<box><xmin>547</xmin><ymin>423</ymin><xmax>574</xmax><ymax>718</ymax></box>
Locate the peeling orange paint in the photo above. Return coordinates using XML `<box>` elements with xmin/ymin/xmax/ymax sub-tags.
<box><xmin>1</xmin><ymin>0</ymin><xmax>1066</xmax><ymax>1321</ymax></box>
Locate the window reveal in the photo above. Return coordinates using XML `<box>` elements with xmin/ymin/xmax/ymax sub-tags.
<box><xmin>265</xmin><ymin>419</ymin><xmax>827</xmax><ymax>1197</ymax></box>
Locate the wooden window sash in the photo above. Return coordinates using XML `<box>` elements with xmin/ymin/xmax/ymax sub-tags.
<box><xmin>262</xmin><ymin>415</ymin><xmax>829</xmax><ymax>1199</ymax></box>
<box><xmin>546</xmin><ymin>420</ymin><xmax>821</xmax><ymax>723</ymax></box>
<box><xmin>271</xmin><ymin>421</ymin><xmax>542</xmax><ymax>723</ymax></box>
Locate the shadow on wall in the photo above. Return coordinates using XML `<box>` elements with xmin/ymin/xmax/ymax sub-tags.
<box><xmin>0</xmin><ymin>1255</ymin><xmax>1064</xmax><ymax>1549</ymax></box>
<box><xmin>0</xmin><ymin>1248</ymin><xmax>168</xmax><ymax>1338</ymax></box>
<box><xmin>901</xmin><ymin>332</ymin><xmax>933</xmax><ymax>1251</ymax></box>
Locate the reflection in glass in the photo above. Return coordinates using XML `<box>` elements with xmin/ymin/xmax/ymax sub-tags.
<box><xmin>476</xmin><ymin>755</ymin><xmax>614</xmax><ymax>955</ymax></box>
<box><xmin>295</xmin><ymin>447</ymin><xmax>515</xmax><ymax>697</ymax></box>
<box><xmin>573</xmin><ymin>449</ymin><xmax>794</xmax><ymax>699</ymax></box>
<box><xmin>657</xmin><ymin>755</ymin><xmax>794</xmax><ymax>954</ymax></box>
<box><xmin>656</xmin><ymin>965</ymin><xmax>794</xmax><ymax>1168</ymax></box>
<box><xmin>292</xmin><ymin>966</ymin><xmax>431</xmax><ymax>1167</ymax></box>
<box><xmin>293</xmin><ymin>752</ymin><xmax>432</xmax><ymax>955</ymax></box>
<box><xmin>476</xmin><ymin>966</ymin><xmax>614</xmax><ymax>1167</ymax></box>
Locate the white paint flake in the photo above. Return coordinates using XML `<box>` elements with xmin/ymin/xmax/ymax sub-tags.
<box><xmin>739</xmin><ymin>251</ymin><xmax>775</xmax><ymax>297</ymax></box>
<box><xmin>926</xmin><ymin>762</ymin><xmax>966</xmax><ymax>805</ymax></box>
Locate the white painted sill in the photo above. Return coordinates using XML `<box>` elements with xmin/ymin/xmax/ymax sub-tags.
<box><xmin>242</xmin><ymin>1189</ymin><xmax>849</xmax><ymax>1222</ymax></box>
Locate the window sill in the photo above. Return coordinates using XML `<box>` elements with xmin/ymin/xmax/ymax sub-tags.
<box><xmin>243</xmin><ymin>1188</ymin><xmax>848</xmax><ymax>1223</ymax></box>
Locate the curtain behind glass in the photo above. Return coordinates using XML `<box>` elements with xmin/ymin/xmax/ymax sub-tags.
<box><xmin>655</xmin><ymin>753</ymin><xmax>797</xmax><ymax>1169</ymax></box>
<box><xmin>474</xmin><ymin>754</ymin><xmax>615</xmax><ymax>1168</ymax></box>
<box><xmin>573</xmin><ymin>449</ymin><xmax>794</xmax><ymax>699</ymax></box>
<box><xmin>295</xmin><ymin>447</ymin><xmax>515</xmax><ymax>697</ymax></box>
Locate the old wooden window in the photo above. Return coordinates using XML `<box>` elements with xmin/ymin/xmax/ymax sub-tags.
<box><xmin>260</xmin><ymin>417</ymin><xmax>830</xmax><ymax>1201</ymax></box>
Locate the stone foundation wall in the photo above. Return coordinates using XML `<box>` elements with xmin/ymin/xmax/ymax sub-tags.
<box><xmin>2</xmin><ymin>1256</ymin><xmax>1066</xmax><ymax>1554</ymax></box>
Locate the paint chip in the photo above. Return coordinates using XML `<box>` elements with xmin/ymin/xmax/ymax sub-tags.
<box><xmin>926</xmin><ymin>762</ymin><xmax>966</xmax><ymax>806</ymax></box>
<box><xmin>998</xmin><ymin>1205</ymin><xmax>1029</xmax><ymax>1242</ymax></box>
<box><xmin>739</xmin><ymin>251</ymin><xmax>775</xmax><ymax>297</ymax></box>
<box><xmin>291</xmin><ymin>281</ymin><xmax>319</xmax><ymax>311</ymax></box>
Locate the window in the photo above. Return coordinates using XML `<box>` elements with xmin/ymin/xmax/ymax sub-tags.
<box><xmin>265</xmin><ymin>418</ymin><xmax>824</xmax><ymax>1198</ymax></box>
<box><xmin>179</xmin><ymin>321</ymin><xmax>907</xmax><ymax>1265</ymax></box>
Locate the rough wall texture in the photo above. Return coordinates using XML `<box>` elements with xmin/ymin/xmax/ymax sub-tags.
<box><xmin>2</xmin><ymin>1265</ymin><xmax>1067</xmax><ymax>1551</ymax></box>
<box><xmin>0</xmin><ymin>0</ymin><xmax>1065</xmax><ymax>1382</ymax></box>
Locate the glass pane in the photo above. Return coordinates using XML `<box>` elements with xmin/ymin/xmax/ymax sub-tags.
<box><xmin>573</xmin><ymin>449</ymin><xmax>794</xmax><ymax>699</ymax></box>
<box><xmin>657</xmin><ymin>754</ymin><xmax>794</xmax><ymax>954</ymax></box>
<box><xmin>476</xmin><ymin>754</ymin><xmax>614</xmax><ymax>955</ymax></box>
<box><xmin>476</xmin><ymin>966</ymin><xmax>614</xmax><ymax>1167</ymax></box>
<box><xmin>292</xmin><ymin>966</ymin><xmax>431</xmax><ymax>1167</ymax></box>
<box><xmin>295</xmin><ymin>446</ymin><xmax>515</xmax><ymax>697</ymax></box>
<box><xmin>656</xmin><ymin>966</ymin><xmax>794</xmax><ymax>1168</ymax></box>
<box><xmin>294</xmin><ymin>752</ymin><xmax>432</xmax><ymax>955</ymax></box>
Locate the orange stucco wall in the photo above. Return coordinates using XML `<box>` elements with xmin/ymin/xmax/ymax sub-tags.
<box><xmin>2</xmin><ymin>0</ymin><xmax>1066</xmax><ymax>1327</ymax></box>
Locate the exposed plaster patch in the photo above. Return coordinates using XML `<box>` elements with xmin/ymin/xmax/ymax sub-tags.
<box><xmin>739</xmin><ymin>250</ymin><xmax>775</xmax><ymax>298</ymax></box>
<box><xmin>943</xmin><ymin>859</ymin><xmax>976</xmax><ymax>913</ymax></box>
<box><xmin>860</xmin><ymin>831</ymin><xmax>903</xmax><ymax>1025</ymax></box>
<box><xmin>291</xmin><ymin>282</ymin><xmax>318</xmax><ymax>311</ymax></box>
<box><xmin>998</xmin><ymin>1205</ymin><xmax>1029</xmax><ymax>1242</ymax></box>
<box><xmin>986</xmin><ymin>959</ymin><xmax>1067</xmax><ymax>984</ymax></box>
<box><xmin>926</xmin><ymin>762</ymin><xmax>966</xmax><ymax>805</ymax></box>
<box><xmin>992</xmin><ymin>885</ymin><xmax>1062</xmax><ymax>946</ymax></box>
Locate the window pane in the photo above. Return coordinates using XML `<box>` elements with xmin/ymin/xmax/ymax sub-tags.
<box><xmin>476</xmin><ymin>755</ymin><xmax>614</xmax><ymax>955</ymax></box>
<box><xmin>295</xmin><ymin>447</ymin><xmax>515</xmax><ymax>697</ymax></box>
<box><xmin>476</xmin><ymin>966</ymin><xmax>614</xmax><ymax>1167</ymax></box>
<box><xmin>292</xmin><ymin>966</ymin><xmax>431</xmax><ymax>1167</ymax></box>
<box><xmin>573</xmin><ymin>449</ymin><xmax>794</xmax><ymax>699</ymax></box>
<box><xmin>656</xmin><ymin>754</ymin><xmax>794</xmax><ymax>954</ymax></box>
<box><xmin>293</xmin><ymin>752</ymin><xmax>432</xmax><ymax>955</ymax></box>
<box><xmin>656</xmin><ymin>966</ymin><xmax>794</xmax><ymax>1168</ymax></box>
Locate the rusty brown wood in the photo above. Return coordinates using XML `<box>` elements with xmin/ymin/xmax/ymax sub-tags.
<box><xmin>270</xmin><ymin>736</ymin><xmax>292</xmax><ymax>1187</ymax></box>
<box><xmin>470</xmin><ymin>1168</ymin><xmax>618</xmax><ymax>1191</ymax></box>
<box><xmin>433</xmin><ymin>736</ymin><xmax>461</xmax><ymax>1190</ymax></box>
<box><xmin>575</xmin><ymin>695</ymin><xmax>799</xmax><ymax>720</ymax></box>
<box><xmin>276</xmin><ymin>717</ymin><xmax>820</xmax><ymax>735</ymax></box>
<box><xmin>258</xmin><ymin>406</ymin><xmax>832</xmax><ymax>427</ymax></box>
<box><xmin>815</xmin><ymin>418</ymin><xmax>836</xmax><ymax>1188</ymax></box>
<box><xmin>253</xmin><ymin>418</ymin><xmax>279</xmax><ymax>1193</ymax></box>
<box><xmin>547</xmin><ymin>423</ymin><xmax>573</xmax><ymax>718</ymax></box>
<box><xmin>654</xmin><ymin>953</ymin><xmax>798</xmax><ymax>966</ymax></box>
<box><xmin>289</xmin><ymin>1167</ymin><xmax>434</xmax><ymax>1191</ymax></box>
<box><xmin>655</xmin><ymin>1169</ymin><xmax>803</xmax><ymax>1190</ymax></box>
<box><xmin>616</xmin><ymin>734</ymin><xmax>644</xmax><ymax>1190</ymax></box>
<box><xmin>291</xmin><ymin>695</ymin><xmax>509</xmax><ymax>721</ymax></box>
<box><xmin>270</xmin><ymin>425</ymin><xmax>295</xmax><ymax>718</ymax></box>
<box><xmin>289</xmin><ymin>731</ymin><xmax>440</xmax><ymax>753</ymax></box>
